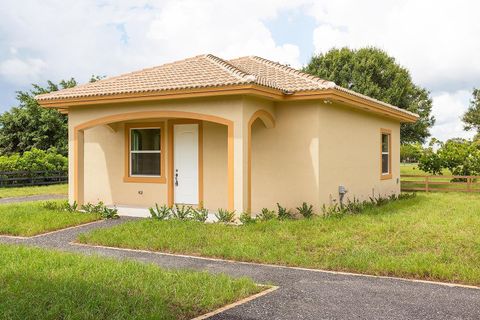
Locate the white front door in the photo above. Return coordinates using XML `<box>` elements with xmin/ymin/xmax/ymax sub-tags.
<box><xmin>174</xmin><ymin>124</ymin><xmax>199</xmax><ymax>204</ymax></box>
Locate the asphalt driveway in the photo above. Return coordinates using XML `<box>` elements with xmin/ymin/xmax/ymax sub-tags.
<box><xmin>1</xmin><ymin>218</ymin><xmax>479</xmax><ymax>320</ymax></box>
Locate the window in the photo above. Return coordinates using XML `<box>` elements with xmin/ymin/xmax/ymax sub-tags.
<box><xmin>381</xmin><ymin>129</ymin><xmax>391</xmax><ymax>179</ymax></box>
<box><xmin>130</xmin><ymin>128</ymin><xmax>160</xmax><ymax>176</ymax></box>
<box><xmin>124</xmin><ymin>123</ymin><xmax>165</xmax><ymax>183</ymax></box>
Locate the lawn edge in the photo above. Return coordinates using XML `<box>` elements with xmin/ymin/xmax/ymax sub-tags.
<box><xmin>191</xmin><ymin>285</ymin><xmax>279</xmax><ymax>320</ymax></box>
<box><xmin>0</xmin><ymin>194</ymin><xmax>67</xmax><ymax>201</ymax></box>
<box><xmin>71</xmin><ymin>242</ymin><xmax>480</xmax><ymax>290</ymax></box>
<box><xmin>0</xmin><ymin>219</ymin><xmax>103</xmax><ymax>239</ymax></box>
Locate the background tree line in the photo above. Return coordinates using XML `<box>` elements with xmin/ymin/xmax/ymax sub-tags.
<box><xmin>0</xmin><ymin>76</ymin><xmax>102</xmax><ymax>172</ymax></box>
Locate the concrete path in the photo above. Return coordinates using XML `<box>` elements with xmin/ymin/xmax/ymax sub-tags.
<box><xmin>1</xmin><ymin>218</ymin><xmax>479</xmax><ymax>320</ymax></box>
<box><xmin>0</xmin><ymin>193</ymin><xmax>66</xmax><ymax>204</ymax></box>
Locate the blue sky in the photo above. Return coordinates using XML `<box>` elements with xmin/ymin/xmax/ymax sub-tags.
<box><xmin>0</xmin><ymin>0</ymin><xmax>479</xmax><ymax>141</ymax></box>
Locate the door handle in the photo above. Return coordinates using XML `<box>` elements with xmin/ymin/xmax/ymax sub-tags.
<box><xmin>175</xmin><ymin>169</ymin><xmax>179</xmax><ymax>186</ymax></box>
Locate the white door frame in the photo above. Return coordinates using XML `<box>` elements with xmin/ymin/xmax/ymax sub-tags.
<box><xmin>169</xmin><ymin>120</ymin><xmax>203</xmax><ymax>205</ymax></box>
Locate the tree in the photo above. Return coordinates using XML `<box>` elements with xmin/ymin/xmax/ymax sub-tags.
<box><xmin>400</xmin><ymin>143</ymin><xmax>423</xmax><ymax>163</ymax></box>
<box><xmin>303</xmin><ymin>47</ymin><xmax>435</xmax><ymax>144</ymax></box>
<box><xmin>0</xmin><ymin>79</ymin><xmax>77</xmax><ymax>156</ymax></box>
<box><xmin>462</xmin><ymin>88</ymin><xmax>480</xmax><ymax>133</ymax></box>
<box><xmin>418</xmin><ymin>138</ymin><xmax>480</xmax><ymax>176</ymax></box>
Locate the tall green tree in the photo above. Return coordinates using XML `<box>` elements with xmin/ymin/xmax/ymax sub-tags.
<box><xmin>462</xmin><ymin>88</ymin><xmax>480</xmax><ymax>134</ymax></box>
<box><xmin>0</xmin><ymin>79</ymin><xmax>77</xmax><ymax>156</ymax></box>
<box><xmin>303</xmin><ymin>47</ymin><xmax>435</xmax><ymax>144</ymax></box>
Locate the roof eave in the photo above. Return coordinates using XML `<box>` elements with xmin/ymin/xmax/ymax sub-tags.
<box><xmin>287</xmin><ymin>89</ymin><xmax>419</xmax><ymax>123</ymax></box>
<box><xmin>36</xmin><ymin>84</ymin><xmax>418</xmax><ymax>123</ymax></box>
<box><xmin>36</xmin><ymin>84</ymin><xmax>285</xmax><ymax>108</ymax></box>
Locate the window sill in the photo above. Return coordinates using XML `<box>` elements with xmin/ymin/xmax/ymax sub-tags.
<box><xmin>380</xmin><ymin>174</ymin><xmax>392</xmax><ymax>180</ymax></box>
<box><xmin>123</xmin><ymin>176</ymin><xmax>166</xmax><ymax>184</ymax></box>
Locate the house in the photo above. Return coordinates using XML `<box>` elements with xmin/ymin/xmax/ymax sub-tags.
<box><xmin>36</xmin><ymin>54</ymin><xmax>418</xmax><ymax>217</ymax></box>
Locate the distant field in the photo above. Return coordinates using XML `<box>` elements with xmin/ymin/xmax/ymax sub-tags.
<box><xmin>400</xmin><ymin>163</ymin><xmax>451</xmax><ymax>176</ymax></box>
<box><xmin>0</xmin><ymin>184</ymin><xmax>67</xmax><ymax>199</ymax></box>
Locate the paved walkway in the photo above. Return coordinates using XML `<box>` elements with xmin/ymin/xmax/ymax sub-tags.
<box><xmin>0</xmin><ymin>194</ymin><xmax>66</xmax><ymax>204</ymax></box>
<box><xmin>1</xmin><ymin>218</ymin><xmax>479</xmax><ymax>319</ymax></box>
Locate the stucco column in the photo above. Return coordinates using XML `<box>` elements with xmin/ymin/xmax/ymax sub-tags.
<box><xmin>74</xmin><ymin>129</ymin><xmax>85</xmax><ymax>205</ymax></box>
<box><xmin>231</xmin><ymin>114</ymin><xmax>248</xmax><ymax>215</ymax></box>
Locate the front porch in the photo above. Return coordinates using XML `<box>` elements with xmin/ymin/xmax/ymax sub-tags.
<box><xmin>71</xmin><ymin>106</ymin><xmax>275</xmax><ymax>217</ymax></box>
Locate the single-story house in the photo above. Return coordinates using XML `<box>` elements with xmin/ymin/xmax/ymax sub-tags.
<box><xmin>36</xmin><ymin>54</ymin><xmax>418</xmax><ymax>217</ymax></box>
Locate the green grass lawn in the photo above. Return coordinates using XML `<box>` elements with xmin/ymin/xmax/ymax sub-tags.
<box><xmin>79</xmin><ymin>193</ymin><xmax>480</xmax><ymax>286</ymax></box>
<box><xmin>0</xmin><ymin>200</ymin><xmax>99</xmax><ymax>237</ymax></box>
<box><xmin>0</xmin><ymin>244</ymin><xmax>261</xmax><ymax>320</ymax></box>
<box><xmin>0</xmin><ymin>183</ymin><xmax>67</xmax><ymax>198</ymax></box>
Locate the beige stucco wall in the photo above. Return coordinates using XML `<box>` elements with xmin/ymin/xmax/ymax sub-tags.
<box><xmin>250</xmin><ymin>100</ymin><xmax>400</xmax><ymax>214</ymax></box>
<box><xmin>251</xmin><ymin>101</ymin><xmax>320</xmax><ymax>213</ymax></box>
<box><xmin>317</xmin><ymin>102</ymin><xmax>400</xmax><ymax>205</ymax></box>
<box><xmin>202</xmin><ymin>122</ymin><xmax>228</xmax><ymax>210</ymax></box>
<box><xmin>68</xmin><ymin>94</ymin><xmax>401</xmax><ymax>215</ymax></box>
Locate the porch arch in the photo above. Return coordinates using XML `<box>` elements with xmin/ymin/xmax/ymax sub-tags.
<box><xmin>73</xmin><ymin>111</ymin><xmax>234</xmax><ymax>210</ymax></box>
<box><xmin>247</xmin><ymin>109</ymin><xmax>276</xmax><ymax>212</ymax></box>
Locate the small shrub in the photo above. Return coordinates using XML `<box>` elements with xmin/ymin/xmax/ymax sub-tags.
<box><xmin>321</xmin><ymin>203</ymin><xmax>341</xmax><ymax>217</ymax></box>
<box><xmin>101</xmin><ymin>206</ymin><xmax>119</xmax><ymax>219</ymax></box>
<box><xmin>397</xmin><ymin>192</ymin><xmax>417</xmax><ymax>201</ymax></box>
<box><xmin>192</xmin><ymin>206</ymin><xmax>209</xmax><ymax>222</ymax></box>
<box><xmin>239</xmin><ymin>211</ymin><xmax>256</xmax><ymax>224</ymax></box>
<box><xmin>322</xmin><ymin>193</ymin><xmax>417</xmax><ymax>217</ymax></box>
<box><xmin>42</xmin><ymin>200</ymin><xmax>65</xmax><ymax>211</ymax></box>
<box><xmin>149</xmin><ymin>204</ymin><xmax>172</xmax><ymax>220</ymax></box>
<box><xmin>257</xmin><ymin>208</ymin><xmax>276</xmax><ymax>221</ymax></box>
<box><xmin>369</xmin><ymin>195</ymin><xmax>389</xmax><ymax>206</ymax></box>
<box><xmin>0</xmin><ymin>147</ymin><xmax>67</xmax><ymax>173</ymax></box>
<box><xmin>215</xmin><ymin>208</ymin><xmax>235</xmax><ymax>223</ymax></box>
<box><xmin>276</xmin><ymin>203</ymin><xmax>293</xmax><ymax>220</ymax></box>
<box><xmin>172</xmin><ymin>204</ymin><xmax>193</xmax><ymax>220</ymax></box>
<box><xmin>296</xmin><ymin>202</ymin><xmax>314</xmax><ymax>218</ymax></box>
<box><xmin>81</xmin><ymin>202</ymin><xmax>105</xmax><ymax>214</ymax></box>
<box><xmin>44</xmin><ymin>199</ymin><xmax>123</xmax><ymax>219</ymax></box>
<box><xmin>64</xmin><ymin>201</ymin><xmax>78</xmax><ymax>213</ymax></box>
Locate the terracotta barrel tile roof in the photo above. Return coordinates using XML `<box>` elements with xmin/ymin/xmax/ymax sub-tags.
<box><xmin>35</xmin><ymin>54</ymin><xmax>334</xmax><ymax>101</ymax></box>
<box><xmin>35</xmin><ymin>53</ymin><xmax>418</xmax><ymax>120</ymax></box>
<box><xmin>229</xmin><ymin>56</ymin><xmax>335</xmax><ymax>92</ymax></box>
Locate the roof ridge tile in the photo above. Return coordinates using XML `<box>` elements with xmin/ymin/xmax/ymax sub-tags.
<box><xmin>204</xmin><ymin>54</ymin><xmax>254</xmax><ymax>82</ymax></box>
<box><xmin>248</xmin><ymin>55</ymin><xmax>336</xmax><ymax>89</ymax></box>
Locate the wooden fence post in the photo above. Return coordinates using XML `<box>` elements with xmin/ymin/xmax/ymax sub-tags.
<box><xmin>467</xmin><ymin>176</ymin><xmax>472</xmax><ymax>192</ymax></box>
<box><xmin>425</xmin><ymin>176</ymin><xmax>429</xmax><ymax>192</ymax></box>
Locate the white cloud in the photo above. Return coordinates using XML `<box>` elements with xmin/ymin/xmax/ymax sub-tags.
<box><xmin>145</xmin><ymin>0</ymin><xmax>301</xmax><ymax>66</ymax></box>
<box><xmin>0</xmin><ymin>57</ymin><xmax>46</xmax><ymax>84</ymax></box>
<box><xmin>430</xmin><ymin>90</ymin><xmax>474</xmax><ymax>142</ymax></box>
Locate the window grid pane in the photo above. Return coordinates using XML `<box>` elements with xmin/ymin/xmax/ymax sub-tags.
<box><xmin>130</xmin><ymin>128</ymin><xmax>160</xmax><ymax>151</ymax></box>
<box><xmin>382</xmin><ymin>154</ymin><xmax>389</xmax><ymax>174</ymax></box>
<box><xmin>382</xmin><ymin>134</ymin><xmax>389</xmax><ymax>153</ymax></box>
<box><xmin>131</xmin><ymin>152</ymin><xmax>161</xmax><ymax>176</ymax></box>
